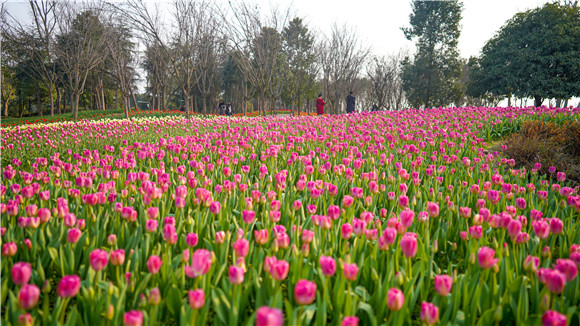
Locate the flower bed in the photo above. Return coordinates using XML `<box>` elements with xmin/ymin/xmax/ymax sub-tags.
<box><xmin>1</xmin><ymin>106</ymin><xmax>579</xmax><ymax>325</ymax></box>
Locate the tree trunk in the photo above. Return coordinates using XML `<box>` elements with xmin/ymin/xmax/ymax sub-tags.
<box><xmin>73</xmin><ymin>92</ymin><xmax>80</xmax><ymax>120</ymax></box>
<box><xmin>534</xmin><ymin>96</ymin><xmax>543</xmax><ymax>107</ymax></box>
<box><xmin>202</xmin><ymin>96</ymin><xmax>207</xmax><ymax>116</ymax></box>
<box><xmin>555</xmin><ymin>98</ymin><xmax>562</xmax><ymax>108</ymax></box>
<box><xmin>183</xmin><ymin>88</ymin><xmax>190</xmax><ymax>119</ymax></box>
<box><xmin>130</xmin><ymin>88</ymin><xmax>138</xmax><ymax>112</ymax></box>
<box><xmin>563</xmin><ymin>99</ymin><xmax>568</xmax><ymax>108</ymax></box>
<box><xmin>507</xmin><ymin>96</ymin><xmax>511</xmax><ymax>107</ymax></box>
<box><xmin>37</xmin><ymin>85</ymin><xmax>43</xmax><ymax>117</ymax></box>
<box><xmin>49</xmin><ymin>86</ymin><xmax>55</xmax><ymax>117</ymax></box>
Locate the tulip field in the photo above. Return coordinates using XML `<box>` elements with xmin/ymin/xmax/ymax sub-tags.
<box><xmin>1</xmin><ymin>106</ymin><xmax>580</xmax><ymax>326</ymax></box>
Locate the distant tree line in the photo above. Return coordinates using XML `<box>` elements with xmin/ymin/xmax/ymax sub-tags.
<box><xmin>1</xmin><ymin>0</ymin><xmax>578</xmax><ymax>120</ymax></box>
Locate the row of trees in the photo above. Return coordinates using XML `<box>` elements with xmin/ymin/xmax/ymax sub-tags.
<box><xmin>1</xmin><ymin>1</ymin><xmax>578</xmax><ymax>120</ymax></box>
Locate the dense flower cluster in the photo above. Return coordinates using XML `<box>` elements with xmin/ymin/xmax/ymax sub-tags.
<box><xmin>1</xmin><ymin>106</ymin><xmax>579</xmax><ymax>325</ymax></box>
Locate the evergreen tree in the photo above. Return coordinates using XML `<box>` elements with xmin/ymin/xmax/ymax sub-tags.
<box><xmin>401</xmin><ymin>0</ymin><xmax>464</xmax><ymax>108</ymax></box>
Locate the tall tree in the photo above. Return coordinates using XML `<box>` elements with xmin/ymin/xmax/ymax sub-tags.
<box><xmin>1</xmin><ymin>1</ymin><xmax>59</xmax><ymax>116</ymax></box>
<box><xmin>54</xmin><ymin>3</ymin><xmax>110</xmax><ymax>120</ymax></box>
<box><xmin>468</xmin><ymin>3</ymin><xmax>580</xmax><ymax>107</ymax></box>
<box><xmin>319</xmin><ymin>23</ymin><xmax>370</xmax><ymax>114</ymax></box>
<box><xmin>282</xmin><ymin>17</ymin><xmax>317</xmax><ymax>115</ymax></box>
<box><xmin>401</xmin><ymin>0</ymin><xmax>464</xmax><ymax>108</ymax></box>
<box><xmin>104</xmin><ymin>12</ymin><xmax>138</xmax><ymax>118</ymax></box>
<box><xmin>225</xmin><ymin>2</ymin><xmax>290</xmax><ymax>116</ymax></box>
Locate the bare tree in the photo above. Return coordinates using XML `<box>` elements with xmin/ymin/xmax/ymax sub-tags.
<box><xmin>53</xmin><ymin>1</ymin><xmax>110</xmax><ymax>120</ymax></box>
<box><xmin>224</xmin><ymin>2</ymin><xmax>291</xmax><ymax>116</ymax></box>
<box><xmin>319</xmin><ymin>23</ymin><xmax>370</xmax><ymax>114</ymax></box>
<box><xmin>102</xmin><ymin>7</ymin><xmax>138</xmax><ymax>118</ymax></box>
<box><xmin>1</xmin><ymin>1</ymin><xmax>59</xmax><ymax>116</ymax></box>
<box><xmin>367</xmin><ymin>50</ymin><xmax>408</xmax><ymax>110</ymax></box>
<box><xmin>124</xmin><ymin>0</ymin><xmax>215</xmax><ymax>118</ymax></box>
<box><xmin>194</xmin><ymin>7</ymin><xmax>227</xmax><ymax>115</ymax></box>
<box><xmin>143</xmin><ymin>42</ymin><xmax>173</xmax><ymax>111</ymax></box>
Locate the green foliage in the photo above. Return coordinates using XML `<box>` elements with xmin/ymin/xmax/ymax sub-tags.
<box><xmin>281</xmin><ymin>18</ymin><xmax>317</xmax><ymax>109</ymax></box>
<box><xmin>468</xmin><ymin>3</ymin><xmax>580</xmax><ymax>104</ymax></box>
<box><xmin>400</xmin><ymin>0</ymin><xmax>465</xmax><ymax>108</ymax></box>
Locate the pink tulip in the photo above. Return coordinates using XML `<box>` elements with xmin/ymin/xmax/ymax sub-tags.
<box><xmin>185</xmin><ymin>249</ymin><xmax>212</xmax><ymax>277</ymax></box>
<box><xmin>523</xmin><ymin>255</ymin><xmax>540</xmax><ymax>273</ymax></box>
<box><xmin>123</xmin><ymin>310</ymin><xmax>143</xmax><ymax>326</ymax></box>
<box><xmin>554</xmin><ymin>259</ymin><xmax>577</xmax><ymax>282</ymax></box>
<box><xmin>233</xmin><ymin>238</ymin><xmax>250</xmax><ymax>257</ymax></box>
<box><xmin>434</xmin><ymin>274</ymin><xmax>453</xmax><ymax>296</ymax></box>
<box><xmin>110</xmin><ymin>249</ymin><xmax>125</xmax><ymax>266</ymax></box>
<box><xmin>341</xmin><ymin>316</ymin><xmax>359</xmax><ymax>326</ymax></box>
<box><xmin>550</xmin><ymin>218</ymin><xmax>563</xmax><ymax>234</ymax></box>
<box><xmin>420</xmin><ymin>302</ymin><xmax>439</xmax><ymax>325</ymax></box>
<box><xmin>188</xmin><ymin>289</ymin><xmax>205</xmax><ymax>309</ymax></box>
<box><xmin>507</xmin><ymin>219</ymin><xmax>522</xmax><ymax>238</ymax></box>
<box><xmin>89</xmin><ymin>249</ymin><xmax>108</xmax><ymax>271</ymax></box>
<box><xmin>57</xmin><ymin>275</ymin><xmax>81</xmax><ymax>297</ymax></box>
<box><xmin>542</xmin><ymin>269</ymin><xmax>566</xmax><ymax>294</ymax></box>
<box><xmin>294</xmin><ymin>279</ymin><xmax>317</xmax><ymax>305</ymax></box>
<box><xmin>209</xmin><ymin>201</ymin><xmax>221</xmax><ymax>215</ymax></box>
<box><xmin>38</xmin><ymin>208</ymin><xmax>51</xmax><ymax>223</ymax></box>
<box><xmin>343</xmin><ymin>262</ymin><xmax>359</xmax><ymax>281</ymax></box>
<box><xmin>242</xmin><ymin>210</ymin><xmax>255</xmax><ymax>224</ymax></box>
<box><xmin>341</xmin><ymin>223</ymin><xmax>353</xmax><ymax>239</ymax></box>
<box><xmin>163</xmin><ymin>224</ymin><xmax>178</xmax><ymax>244</ymax></box>
<box><xmin>254</xmin><ymin>229</ymin><xmax>269</xmax><ymax>245</ymax></box>
<box><xmin>256</xmin><ymin>306</ymin><xmax>283</xmax><ymax>326</ymax></box>
<box><xmin>427</xmin><ymin>202</ymin><xmax>439</xmax><ymax>218</ymax></box>
<box><xmin>398</xmin><ymin>195</ymin><xmax>409</xmax><ymax>208</ymax></box>
<box><xmin>186</xmin><ymin>233</ymin><xmax>199</xmax><ymax>247</ymax></box>
<box><xmin>229</xmin><ymin>266</ymin><xmax>245</xmax><ymax>284</ymax></box>
<box><xmin>478</xmin><ymin>246</ymin><xmax>498</xmax><ymax>269</ymax></box>
<box><xmin>469</xmin><ymin>225</ymin><xmax>482</xmax><ymax>239</ymax></box>
<box><xmin>148</xmin><ymin>287</ymin><xmax>161</xmax><ymax>305</ymax></box>
<box><xmin>145</xmin><ymin>219</ymin><xmax>158</xmax><ymax>232</ymax></box>
<box><xmin>328</xmin><ymin>205</ymin><xmax>341</xmax><ymax>219</ymax></box>
<box><xmin>146</xmin><ymin>207</ymin><xmax>159</xmax><ymax>219</ymax></box>
<box><xmin>18</xmin><ymin>284</ymin><xmax>40</xmax><ymax>310</ymax></box>
<box><xmin>399</xmin><ymin>209</ymin><xmax>414</xmax><ymax>228</ymax></box>
<box><xmin>146</xmin><ymin>255</ymin><xmax>162</xmax><ymax>274</ymax></box>
<box><xmin>533</xmin><ymin>220</ymin><xmax>550</xmax><ymax>239</ymax></box>
<box><xmin>542</xmin><ymin>310</ymin><xmax>567</xmax><ymax>326</ymax></box>
<box><xmin>215</xmin><ymin>231</ymin><xmax>226</xmax><ymax>244</ymax></box>
<box><xmin>352</xmin><ymin>218</ymin><xmax>366</xmax><ymax>236</ymax></box>
<box><xmin>18</xmin><ymin>313</ymin><xmax>33</xmax><ymax>326</ymax></box>
<box><xmin>12</xmin><ymin>262</ymin><xmax>32</xmax><ymax>286</ymax></box>
<box><xmin>301</xmin><ymin>230</ymin><xmax>314</xmax><ymax>244</ymax></box>
<box><xmin>386</xmin><ymin>288</ymin><xmax>405</xmax><ymax>311</ymax></box>
<box><xmin>320</xmin><ymin>256</ymin><xmax>337</xmax><ymax>277</ymax></box>
<box><xmin>342</xmin><ymin>195</ymin><xmax>354</xmax><ymax>208</ymax></box>
<box><xmin>400</xmin><ymin>232</ymin><xmax>418</xmax><ymax>258</ymax></box>
<box><xmin>269</xmin><ymin>260</ymin><xmax>289</xmax><ymax>281</ymax></box>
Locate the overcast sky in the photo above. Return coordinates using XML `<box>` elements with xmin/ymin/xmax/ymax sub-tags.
<box><xmin>7</xmin><ymin>0</ymin><xmax>571</xmax><ymax>106</ymax></box>
<box><xmin>4</xmin><ymin>0</ymin><xmax>551</xmax><ymax>58</ymax></box>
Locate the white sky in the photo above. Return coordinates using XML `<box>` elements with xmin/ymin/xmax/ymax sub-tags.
<box><xmin>4</xmin><ymin>0</ymin><xmax>551</xmax><ymax>58</ymax></box>
<box><xmin>6</xmin><ymin>0</ymin><xmax>575</xmax><ymax>106</ymax></box>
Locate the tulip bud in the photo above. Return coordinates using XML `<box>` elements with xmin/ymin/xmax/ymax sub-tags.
<box><xmin>105</xmin><ymin>304</ymin><xmax>114</xmax><ymax>320</ymax></box>
<box><xmin>539</xmin><ymin>294</ymin><xmax>550</xmax><ymax>312</ymax></box>
<box><xmin>493</xmin><ymin>305</ymin><xmax>503</xmax><ymax>322</ymax></box>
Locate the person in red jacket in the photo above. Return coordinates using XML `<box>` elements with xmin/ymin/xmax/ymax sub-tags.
<box><xmin>316</xmin><ymin>94</ymin><xmax>325</xmax><ymax>115</ymax></box>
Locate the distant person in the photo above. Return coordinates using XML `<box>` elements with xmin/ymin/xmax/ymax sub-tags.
<box><xmin>227</xmin><ymin>102</ymin><xmax>232</xmax><ymax>116</ymax></box>
<box><xmin>316</xmin><ymin>94</ymin><xmax>326</xmax><ymax>116</ymax></box>
<box><xmin>218</xmin><ymin>100</ymin><xmax>225</xmax><ymax>115</ymax></box>
<box><xmin>346</xmin><ymin>91</ymin><xmax>355</xmax><ymax>114</ymax></box>
<box><xmin>371</xmin><ymin>104</ymin><xmax>379</xmax><ymax>112</ymax></box>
